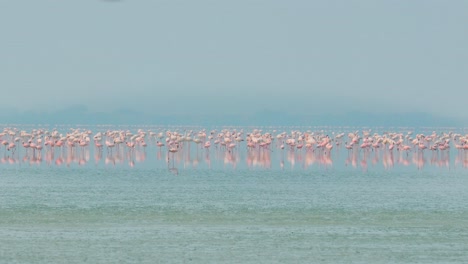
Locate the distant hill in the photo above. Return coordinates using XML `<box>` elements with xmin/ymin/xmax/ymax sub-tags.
<box><xmin>0</xmin><ymin>105</ymin><xmax>466</xmax><ymax>128</ymax></box>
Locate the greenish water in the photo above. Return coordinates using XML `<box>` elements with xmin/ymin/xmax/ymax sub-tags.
<box><xmin>1</xmin><ymin>167</ymin><xmax>468</xmax><ymax>263</ymax></box>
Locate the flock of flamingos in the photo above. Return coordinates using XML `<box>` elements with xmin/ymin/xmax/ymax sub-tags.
<box><xmin>1</xmin><ymin>126</ymin><xmax>468</xmax><ymax>171</ymax></box>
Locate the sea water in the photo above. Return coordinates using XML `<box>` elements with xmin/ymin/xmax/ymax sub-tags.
<box><xmin>1</xmin><ymin>164</ymin><xmax>468</xmax><ymax>263</ymax></box>
<box><xmin>1</xmin><ymin>125</ymin><xmax>468</xmax><ymax>263</ymax></box>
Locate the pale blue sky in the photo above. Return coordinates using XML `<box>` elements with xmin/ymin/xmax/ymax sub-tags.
<box><xmin>1</xmin><ymin>1</ymin><xmax>467</xmax><ymax>120</ymax></box>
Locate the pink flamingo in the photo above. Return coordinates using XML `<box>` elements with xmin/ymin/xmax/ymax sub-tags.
<box><xmin>106</xmin><ymin>140</ymin><xmax>115</xmax><ymax>155</ymax></box>
<box><xmin>228</xmin><ymin>143</ymin><xmax>236</xmax><ymax>153</ymax></box>
<box><xmin>156</xmin><ymin>141</ymin><xmax>165</xmax><ymax>151</ymax></box>
<box><xmin>204</xmin><ymin>141</ymin><xmax>211</xmax><ymax>150</ymax></box>
<box><xmin>7</xmin><ymin>142</ymin><xmax>16</xmax><ymax>156</ymax></box>
<box><xmin>94</xmin><ymin>140</ymin><xmax>103</xmax><ymax>152</ymax></box>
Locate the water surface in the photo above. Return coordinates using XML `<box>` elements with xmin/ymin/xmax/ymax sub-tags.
<box><xmin>1</xmin><ymin>166</ymin><xmax>468</xmax><ymax>263</ymax></box>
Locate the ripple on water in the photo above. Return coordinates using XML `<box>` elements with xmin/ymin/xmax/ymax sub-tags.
<box><xmin>1</xmin><ymin>167</ymin><xmax>468</xmax><ymax>263</ymax></box>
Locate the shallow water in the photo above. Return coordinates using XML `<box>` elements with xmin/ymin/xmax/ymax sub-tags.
<box><xmin>2</xmin><ymin>125</ymin><xmax>468</xmax><ymax>262</ymax></box>
<box><xmin>1</xmin><ymin>166</ymin><xmax>468</xmax><ymax>263</ymax></box>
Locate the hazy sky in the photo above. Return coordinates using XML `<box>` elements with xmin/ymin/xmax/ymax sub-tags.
<box><xmin>1</xmin><ymin>1</ymin><xmax>467</xmax><ymax>119</ymax></box>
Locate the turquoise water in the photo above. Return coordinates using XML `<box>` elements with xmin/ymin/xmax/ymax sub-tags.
<box><xmin>1</xmin><ymin>165</ymin><xmax>468</xmax><ymax>263</ymax></box>
<box><xmin>1</xmin><ymin>125</ymin><xmax>468</xmax><ymax>262</ymax></box>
